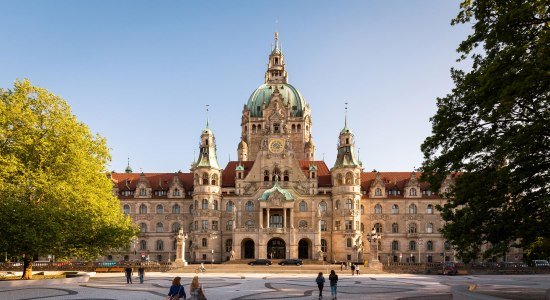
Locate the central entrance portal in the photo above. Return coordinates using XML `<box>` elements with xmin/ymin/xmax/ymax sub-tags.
<box><xmin>267</xmin><ymin>238</ymin><xmax>286</xmax><ymax>259</ymax></box>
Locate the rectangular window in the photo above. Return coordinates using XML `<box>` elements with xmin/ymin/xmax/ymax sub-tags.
<box><xmin>335</xmin><ymin>221</ymin><xmax>341</xmax><ymax>231</ymax></box>
<box><xmin>212</xmin><ymin>221</ymin><xmax>219</xmax><ymax>231</ymax></box>
<box><xmin>202</xmin><ymin>220</ymin><xmax>208</xmax><ymax>230</ymax></box>
<box><xmin>345</xmin><ymin>220</ymin><xmax>352</xmax><ymax>230</ymax></box>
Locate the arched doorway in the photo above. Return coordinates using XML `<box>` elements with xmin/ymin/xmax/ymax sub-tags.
<box><xmin>267</xmin><ymin>238</ymin><xmax>286</xmax><ymax>259</ymax></box>
<box><xmin>298</xmin><ymin>239</ymin><xmax>311</xmax><ymax>259</ymax></box>
<box><xmin>242</xmin><ymin>239</ymin><xmax>255</xmax><ymax>259</ymax></box>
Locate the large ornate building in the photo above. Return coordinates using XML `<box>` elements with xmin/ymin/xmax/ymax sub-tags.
<box><xmin>110</xmin><ymin>33</ymin><xmax>458</xmax><ymax>265</ymax></box>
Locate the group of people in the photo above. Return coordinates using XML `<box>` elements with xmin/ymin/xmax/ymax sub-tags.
<box><xmin>124</xmin><ymin>265</ymin><xmax>145</xmax><ymax>284</ymax></box>
<box><xmin>315</xmin><ymin>270</ymin><xmax>339</xmax><ymax>299</ymax></box>
<box><xmin>340</xmin><ymin>261</ymin><xmax>360</xmax><ymax>275</ymax></box>
<box><xmin>167</xmin><ymin>276</ymin><xmax>206</xmax><ymax>300</ymax></box>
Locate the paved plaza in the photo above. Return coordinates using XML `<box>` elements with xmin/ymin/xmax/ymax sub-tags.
<box><xmin>1</xmin><ymin>270</ymin><xmax>550</xmax><ymax>300</ymax></box>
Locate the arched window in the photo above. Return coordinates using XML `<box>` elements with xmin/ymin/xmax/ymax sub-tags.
<box><xmin>391</xmin><ymin>204</ymin><xmax>399</xmax><ymax>214</ymax></box>
<box><xmin>202</xmin><ymin>238</ymin><xmax>207</xmax><ymax>247</ymax></box>
<box><xmin>258</xmin><ymin>124</ymin><xmax>261</xmax><ymax>131</ymax></box>
<box><xmin>346</xmin><ymin>199</ymin><xmax>353</xmax><ymax>209</ymax></box>
<box><xmin>226</xmin><ymin>220</ymin><xmax>233</xmax><ymax>230</ymax></box>
<box><xmin>283</xmin><ymin>170</ymin><xmax>289</xmax><ymax>181</ymax></box>
<box><xmin>225</xmin><ymin>239</ymin><xmax>233</xmax><ymax>252</ymax></box>
<box><xmin>156</xmin><ymin>222</ymin><xmax>164</xmax><ymax>232</ymax></box>
<box><xmin>211</xmin><ymin>174</ymin><xmax>218</xmax><ymax>186</ymax></box>
<box><xmin>320</xmin><ymin>220</ymin><xmax>327</xmax><ymax>231</ymax></box>
<box><xmin>226</xmin><ymin>201</ymin><xmax>234</xmax><ymax>212</ymax></box>
<box><xmin>336</xmin><ymin>174</ymin><xmax>343</xmax><ymax>185</ymax></box>
<box><xmin>427</xmin><ymin>240</ymin><xmax>434</xmax><ymax>251</ymax></box>
<box><xmin>189</xmin><ymin>204</ymin><xmax>194</xmax><ymax>214</ymax></box>
<box><xmin>245</xmin><ymin>201</ymin><xmax>254</xmax><ymax>212</ymax></box>
<box><xmin>427</xmin><ymin>204</ymin><xmax>434</xmax><ymax>214</ymax></box>
<box><xmin>172</xmin><ymin>222</ymin><xmax>181</xmax><ymax>233</ymax></box>
<box><xmin>172</xmin><ymin>204</ymin><xmax>180</xmax><ymax>214</ymax></box>
<box><xmin>245</xmin><ymin>219</ymin><xmax>254</xmax><ymax>228</ymax></box>
<box><xmin>346</xmin><ymin>238</ymin><xmax>352</xmax><ymax>248</ymax></box>
<box><xmin>319</xmin><ymin>201</ymin><xmax>327</xmax><ymax>212</ymax></box>
<box><xmin>156</xmin><ymin>240</ymin><xmax>164</xmax><ymax>251</ymax></box>
<box><xmin>272</xmin><ymin>168</ymin><xmax>281</xmax><ymax>181</ymax></box>
<box><xmin>299</xmin><ymin>220</ymin><xmax>307</xmax><ymax>228</ymax></box>
<box><xmin>297</xmin><ymin>124</ymin><xmax>302</xmax><ymax>131</ymax></box>
<box><xmin>299</xmin><ymin>201</ymin><xmax>307</xmax><ymax>212</ymax></box>
<box><xmin>321</xmin><ymin>239</ymin><xmax>328</xmax><ymax>252</ymax></box>
<box><xmin>360</xmin><ymin>204</ymin><xmax>364</xmax><ymax>214</ymax></box>
<box><xmin>409</xmin><ymin>204</ymin><xmax>417</xmax><ymax>214</ymax></box>
<box><xmin>392</xmin><ymin>223</ymin><xmax>399</xmax><ymax>233</ymax></box>
<box><xmin>410</xmin><ymin>188</ymin><xmax>417</xmax><ymax>196</ymax></box>
<box><xmin>291</xmin><ymin>124</ymin><xmax>296</xmax><ymax>132</ymax></box>
<box><xmin>345</xmin><ymin>172</ymin><xmax>353</xmax><ymax>184</ymax></box>
<box><xmin>335</xmin><ymin>200</ymin><xmax>341</xmax><ymax>210</ymax></box>
<box><xmin>264</xmin><ymin>170</ymin><xmax>270</xmax><ymax>181</ymax></box>
<box><xmin>374</xmin><ymin>223</ymin><xmax>382</xmax><ymax>233</ymax></box>
<box><xmin>202</xmin><ymin>173</ymin><xmax>209</xmax><ymax>185</ymax></box>
<box><xmin>408</xmin><ymin>223</ymin><xmax>417</xmax><ymax>233</ymax></box>
<box><xmin>139</xmin><ymin>204</ymin><xmax>147</xmax><ymax>214</ymax></box>
<box><xmin>140</xmin><ymin>240</ymin><xmax>147</xmax><ymax>250</ymax></box>
<box><xmin>409</xmin><ymin>240</ymin><xmax>416</xmax><ymax>251</ymax></box>
<box><xmin>374</xmin><ymin>204</ymin><xmax>382</xmax><ymax>214</ymax></box>
<box><xmin>123</xmin><ymin>204</ymin><xmax>130</xmax><ymax>214</ymax></box>
<box><xmin>213</xmin><ymin>200</ymin><xmax>218</xmax><ymax>210</ymax></box>
<box><xmin>173</xmin><ymin>239</ymin><xmax>177</xmax><ymax>250</ymax></box>
<box><xmin>252</xmin><ymin>124</ymin><xmax>257</xmax><ymax>132</ymax></box>
<box><xmin>156</xmin><ymin>204</ymin><xmax>164</xmax><ymax>214</ymax></box>
<box><xmin>140</xmin><ymin>222</ymin><xmax>147</xmax><ymax>233</ymax></box>
<box><xmin>375</xmin><ymin>188</ymin><xmax>382</xmax><ymax>196</ymax></box>
<box><xmin>427</xmin><ymin>223</ymin><xmax>434</xmax><ymax>233</ymax></box>
<box><xmin>391</xmin><ymin>240</ymin><xmax>399</xmax><ymax>251</ymax></box>
<box><xmin>202</xmin><ymin>199</ymin><xmax>209</xmax><ymax>210</ymax></box>
<box><xmin>361</xmin><ymin>223</ymin><xmax>365</xmax><ymax>232</ymax></box>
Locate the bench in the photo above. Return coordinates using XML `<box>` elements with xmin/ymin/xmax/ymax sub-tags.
<box><xmin>109</xmin><ymin>267</ymin><xmax>125</xmax><ymax>272</ymax></box>
<box><xmin>95</xmin><ymin>267</ymin><xmax>109</xmax><ymax>273</ymax></box>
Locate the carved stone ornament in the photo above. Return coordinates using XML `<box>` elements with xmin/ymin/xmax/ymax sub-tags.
<box><xmin>268</xmin><ymin>190</ymin><xmax>285</xmax><ymax>206</ymax></box>
<box><xmin>367</xmin><ymin>213</ymin><xmax>389</xmax><ymax>221</ymax></box>
<box><xmin>401</xmin><ymin>214</ymin><xmax>424</xmax><ymax>221</ymax></box>
<box><xmin>295</xmin><ymin>182</ymin><xmax>309</xmax><ymax>195</ymax></box>
<box><xmin>244</xmin><ymin>182</ymin><xmax>257</xmax><ymax>195</ymax></box>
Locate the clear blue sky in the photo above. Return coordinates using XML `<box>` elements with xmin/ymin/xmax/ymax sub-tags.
<box><xmin>0</xmin><ymin>0</ymin><xmax>471</xmax><ymax>173</ymax></box>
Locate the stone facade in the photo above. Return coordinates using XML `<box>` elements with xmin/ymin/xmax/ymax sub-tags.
<box><xmin>109</xmin><ymin>33</ymin><xmax>468</xmax><ymax>264</ymax></box>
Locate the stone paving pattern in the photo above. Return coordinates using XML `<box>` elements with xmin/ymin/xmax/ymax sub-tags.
<box><xmin>1</xmin><ymin>271</ymin><xmax>550</xmax><ymax>299</ymax></box>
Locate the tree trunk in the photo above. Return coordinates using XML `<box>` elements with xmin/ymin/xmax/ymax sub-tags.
<box><xmin>22</xmin><ymin>260</ymin><xmax>32</xmax><ymax>280</ymax></box>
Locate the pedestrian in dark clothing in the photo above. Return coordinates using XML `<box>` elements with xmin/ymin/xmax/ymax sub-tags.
<box><xmin>351</xmin><ymin>263</ymin><xmax>356</xmax><ymax>276</ymax></box>
<box><xmin>329</xmin><ymin>270</ymin><xmax>338</xmax><ymax>300</ymax></box>
<box><xmin>340</xmin><ymin>262</ymin><xmax>343</xmax><ymax>271</ymax></box>
<box><xmin>124</xmin><ymin>266</ymin><xmax>133</xmax><ymax>284</ymax></box>
<box><xmin>315</xmin><ymin>272</ymin><xmax>325</xmax><ymax>299</ymax></box>
<box><xmin>168</xmin><ymin>276</ymin><xmax>187</xmax><ymax>299</ymax></box>
<box><xmin>138</xmin><ymin>266</ymin><xmax>145</xmax><ymax>283</ymax></box>
<box><xmin>21</xmin><ymin>254</ymin><xmax>31</xmax><ymax>279</ymax></box>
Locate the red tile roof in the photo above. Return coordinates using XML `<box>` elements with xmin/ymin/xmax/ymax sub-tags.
<box><xmin>111</xmin><ymin>172</ymin><xmax>194</xmax><ymax>194</ymax></box>
<box><xmin>221</xmin><ymin>161</ymin><xmax>255</xmax><ymax>187</ymax></box>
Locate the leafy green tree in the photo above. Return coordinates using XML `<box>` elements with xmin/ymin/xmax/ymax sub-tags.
<box><xmin>421</xmin><ymin>0</ymin><xmax>549</xmax><ymax>262</ymax></box>
<box><xmin>0</xmin><ymin>80</ymin><xmax>137</xmax><ymax>278</ymax></box>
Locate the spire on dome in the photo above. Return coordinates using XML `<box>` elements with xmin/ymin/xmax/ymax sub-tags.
<box><xmin>125</xmin><ymin>157</ymin><xmax>133</xmax><ymax>173</ymax></box>
<box><xmin>265</xmin><ymin>32</ymin><xmax>288</xmax><ymax>84</ymax></box>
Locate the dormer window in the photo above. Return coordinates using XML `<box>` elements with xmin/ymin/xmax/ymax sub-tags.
<box><xmin>292</xmin><ymin>105</ymin><xmax>297</xmax><ymax>111</ymax></box>
<box><xmin>173</xmin><ymin>189</ymin><xmax>180</xmax><ymax>196</ymax></box>
<box><xmin>140</xmin><ymin>188</ymin><xmax>146</xmax><ymax>196</ymax></box>
<box><xmin>410</xmin><ymin>188</ymin><xmax>417</xmax><ymax>196</ymax></box>
<box><xmin>274</xmin><ymin>57</ymin><xmax>279</xmax><ymax>65</ymax></box>
<box><xmin>375</xmin><ymin>188</ymin><xmax>382</xmax><ymax>196</ymax></box>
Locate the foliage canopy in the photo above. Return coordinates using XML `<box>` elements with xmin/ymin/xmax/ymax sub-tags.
<box><xmin>0</xmin><ymin>79</ymin><xmax>137</xmax><ymax>260</ymax></box>
<box><xmin>421</xmin><ymin>0</ymin><xmax>549</xmax><ymax>262</ymax></box>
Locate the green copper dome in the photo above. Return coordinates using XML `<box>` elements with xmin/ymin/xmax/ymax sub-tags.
<box><xmin>247</xmin><ymin>84</ymin><xmax>306</xmax><ymax>117</ymax></box>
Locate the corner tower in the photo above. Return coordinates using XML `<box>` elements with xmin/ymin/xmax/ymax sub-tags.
<box><xmin>330</xmin><ymin>111</ymin><xmax>364</xmax><ymax>262</ymax></box>
<box><xmin>239</xmin><ymin>32</ymin><xmax>313</xmax><ymax>161</ymax></box>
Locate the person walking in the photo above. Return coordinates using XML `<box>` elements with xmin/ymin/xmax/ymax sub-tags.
<box><xmin>167</xmin><ymin>276</ymin><xmax>187</xmax><ymax>299</ymax></box>
<box><xmin>340</xmin><ymin>262</ymin><xmax>344</xmax><ymax>271</ymax></box>
<box><xmin>190</xmin><ymin>275</ymin><xmax>206</xmax><ymax>300</ymax></box>
<box><xmin>355</xmin><ymin>264</ymin><xmax>360</xmax><ymax>275</ymax></box>
<box><xmin>329</xmin><ymin>270</ymin><xmax>339</xmax><ymax>300</ymax></box>
<box><xmin>124</xmin><ymin>265</ymin><xmax>133</xmax><ymax>284</ymax></box>
<box><xmin>315</xmin><ymin>272</ymin><xmax>325</xmax><ymax>299</ymax></box>
<box><xmin>350</xmin><ymin>263</ymin><xmax>356</xmax><ymax>276</ymax></box>
<box><xmin>138</xmin><ymin>265</ymin><xmax>145</xmax><ymax>283</ymax></box>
